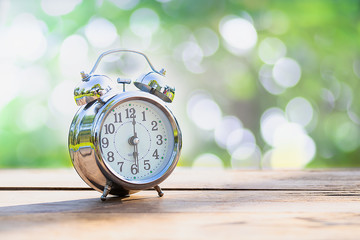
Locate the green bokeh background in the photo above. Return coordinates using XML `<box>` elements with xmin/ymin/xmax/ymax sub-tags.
<box><xmin>0</xmin><ymin>0</ymin><xmax>359</xmax><ymax>168</ymax></box>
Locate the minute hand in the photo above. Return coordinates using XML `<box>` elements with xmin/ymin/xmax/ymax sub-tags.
<box><xmin>132</xmin><ymin>116</ymin><xmax>136</xmax><ymax>137</ymax></box>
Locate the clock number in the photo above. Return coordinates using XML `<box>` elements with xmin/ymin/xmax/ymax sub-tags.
<box><xmin>131</xmin><ymin>164</ymin><xmax>139</xmax><ymax>175</ymax></box>
<box><xmin>101</xmin><ymin>137</ymin><xmax>109</xmax><ymax>148</ymax></box>
<box><xmin>142</xmin><ymin>111</ymin><xmax>146</xmax><ymax>121</ymax></box>
<box><xmin>152</xmin><ymin>149</ymin><xmax>159</xmax><ymax>159</ymax></box>
<box><xmin>107</xmin><ymin>151</ymin><xmax>114</xmax><ymax>162</ymax></box>
<box><xmin>117</xmin><ymin>162</ymin><xmax>124</xmax><ymax>172</ymax></box>
<box><xmin>104</xmin><ymin>123</ymin><xmax>115</xmax><ymax>134</ymax></box>
<box><xmin>114</xmin><ymin>113</ymin><xmax>122</xmax><ymax>123</ymax></box>
<box><xmin>156</xmin><ymin>135</ymin><xmax>163</xmax><ymax>145</ymax></box>
<box><xmin>144</xmin><ymin>160</ymin><xmax>151</xmax><ymax>170</ymax></box>
<box><xmin>126</xmin><ymin>108</ymin><xmax>136</xmax><ymax>119</ymax></box>
<box><xmin>151</xmin><ymin>121</ymin><xmax>158</xmax><ymax>131</ymax></box>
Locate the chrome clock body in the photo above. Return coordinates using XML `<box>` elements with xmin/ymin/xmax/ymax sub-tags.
<box><xmin>68</xmin><ymin>49</ymin><xmax>182</xmax><ymax>200</ymax></box>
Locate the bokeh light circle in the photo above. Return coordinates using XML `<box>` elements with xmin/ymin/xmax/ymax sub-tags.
<box><xmin>19</xmin><ymin>66</ymin><xmax>51</xmax><ymax>98</ymax></box>
<box><xmin>214</xmin><ymin>116</ymin><xmax>243</xmax><ymax>148</ymax></box>
<box><xmin>7</xmin><ymin>14</ymin><xmax>47</xmax><ymax>61</ymax></box>
<box><xmin>195</xmin><ymin>28</ymin><xmax>219</xmax><ymax>57</ymax></box>
<box><xmin>17</xmin><ymin>102</ymin><xmax>48</xmax><ymax>132</ymax></box>
<box><xmin>334</xmin><ymin>121</ymin><xmax>360</xmax><ymax>152</ymax></box>
<box><xmin>259</xmin><ymin>64</ymin><xmax>285</xmax><ymax>95</ymax></box>
<box><xmin>286</xmin><ymin>97</ymin><xmax>314</xmax><ymax>127</ymax></box>
<box><xmin>193</xmin><ymin>153</ymin><xmax>224</xmax><ymax>168</ymax></box>
<box><xmin>273</xmin><ymin>57</ymin><xmax>301</xmax><ymax>88</ymax></box>
<box><xmin>130</xmin><ymin>8</ymin><xmax>160</xmax><ymax>37</ymax></box>
<box><xmin>49</xmin><ymin>81</ymin><xmax>79</xmax><ymax>117</ymax></box>
<box><xmin>59</xmin><ymin>34</ymin><xmax>89</xmax><ymax>77</ymax></box>
<box><xmin>226</xmin><ymin>128</ymin><xmax>256</xmax><ymax>154</ymax></box>
<box><xmin>258</xmin><ymin>37</ymin><xmax>287</xmax><ymax>64</ymax></box>
<box><xmin>271</xmin><ymin>122</ymin><xmax>316</xmax><ymax>168</ymax></box>
<box><xmin>41</xmin><ymin>0</ymin><xmax>82</xmax><ymax>16</ymax></box>
<box><xmin>85</xmin><ymin>18</ymin><xmax>118</xmax><ymax>48</ymax></box>
<box><xmin>0</xmin><ymin>63</ymin><xmax>20</xmax><ymax>109</ymax></box>
<box><xmin>109</xmin><ymin>0</ymin><xmax>139</xmax><ymax>10</ymax></box>
<box><xmin>231</xmin><ymin>144</ymin><xmax>261</xmax><ymax>169</ymax></box>
<box><xmin>260</xmin><ymin>108</ymin><xmax>287</xmax><ymax>146</ymax></box>
<box><xmin>187</xmin><ymin>93</ymin><xmax>222</xmax><ymax>130</ymax></box>
<box><xmin>219</xmin><ymin>16</ymin><xmax>257</xmax><ymax>54</ymax></box>
<box><xmin>181</xmin><ymin>41</ymin><xmax>205</xmax><ymax>73</ymax></box>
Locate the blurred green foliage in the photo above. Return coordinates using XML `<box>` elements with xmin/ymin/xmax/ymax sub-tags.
<box><xmin>0</xmin><ymin>0</ymin><xmax>359</xmax><ymax>168</ymax></box>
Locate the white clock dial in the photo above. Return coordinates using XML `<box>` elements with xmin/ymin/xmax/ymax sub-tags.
<box><xmin>99</xmin><ymin>99</ymin><xmax>175</xmax><ymax>183</ymax></box>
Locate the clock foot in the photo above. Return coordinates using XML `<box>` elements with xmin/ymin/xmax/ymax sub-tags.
<box><xmin>100</xmin><ymin>181</ymin><xmax>113</xmax><ymax>201</ymax></box>
<box><xmin>154</xmin><ymin>185</ymin><xmax>164</xmax><ymax>197</ymax></box>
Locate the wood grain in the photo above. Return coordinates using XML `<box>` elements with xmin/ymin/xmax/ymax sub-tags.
<box><xmin>1</xmin><ymin>168</ymin><xmax>360</xmax><ymax>190</ymax></box>
<box><xmin>0</xmin><ymin>169</ymin><xmax>359</xmax><ymax>240</ymax></box>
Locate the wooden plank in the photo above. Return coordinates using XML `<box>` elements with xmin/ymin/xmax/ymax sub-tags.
<box><xmin>0</xmin><ymin>169</ymin><xmax>89</xmax><ymax>189</ymax></box>
<box><xmin>1</xmin><ymin>169</ymin><xmax>360</xmax><ymax>239</ymax></box>
<box><xmin>0</xmin><ymin>190</ymin><xmax>360</xmax><ymax>240</ymax></box>
<box><xmin>1</xmin><ymin>168</ymin><xmax>360</xmax><ymax>190</ymax></box>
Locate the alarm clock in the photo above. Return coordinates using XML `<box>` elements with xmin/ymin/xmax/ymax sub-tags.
<box><xmin>68</xmin><ymin>49</ymin><xmax>182</xmax><ymax>201</ymax></box>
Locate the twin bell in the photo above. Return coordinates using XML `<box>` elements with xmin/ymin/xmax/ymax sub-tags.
<box><xmin>73</xmin><ymin>50</ymin><xmax>175</xmax><ymax>106</ymax></box>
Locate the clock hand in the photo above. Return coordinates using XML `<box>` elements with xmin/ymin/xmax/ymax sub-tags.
<box><xmin>131</xmin><ymin>117</ymin><xmax>140</xmax><ymax>169</ymax></box>
<box><xmin>134</xmin><ymin>140</ymin><xmax>139</xmax><ymax>167</ymax></box>
<box><xmin>132</xmin><ymin>116</ymin><xmax>136</xmax><ymax>137</ymax></box>
<box><xmin>130</xmin><ymin>135</ymin><xmax>139</xmax><ymax>173</ymax></box>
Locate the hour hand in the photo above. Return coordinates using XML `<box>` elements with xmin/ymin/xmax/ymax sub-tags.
<box><xmin>133</xmin><ymin>142</ymin><xmax>139</xmax><ymax>170</ymax></box>
<box><xmin>129</xmin><ymin>135</ymin><xmax>140</xmax><ymax>167</ymax></box>
<box><xmin>133</xmin><ymin>150</ymin><xmax>138</xmax><ymax>165</ymax></box>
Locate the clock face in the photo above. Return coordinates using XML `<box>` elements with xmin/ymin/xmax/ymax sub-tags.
<box><xmin>99</xmin><ymin>99</ymin><xmax>175</xmax><ymax>183</ymax></box>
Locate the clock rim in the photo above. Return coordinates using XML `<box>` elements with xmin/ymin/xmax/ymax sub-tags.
<box><xmin>93</xmin><ymin>91</ymin><xmax>182</xmax><ymax>190</ymax></box>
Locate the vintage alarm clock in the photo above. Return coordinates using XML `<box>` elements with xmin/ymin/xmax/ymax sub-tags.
<box><xmin>68</xmin><ymin>49</ymin><xmax>182</xmax><ymax>201</ymax></box>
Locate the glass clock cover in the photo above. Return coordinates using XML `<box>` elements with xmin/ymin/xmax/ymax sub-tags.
<box><xmin>99</xmin><ymin>99</ymin><xmax>175</xmax><ymax>184</ymax></box>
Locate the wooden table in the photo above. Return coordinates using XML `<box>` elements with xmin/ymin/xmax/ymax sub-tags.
<box><xmin>0</xmin><ymin>168</ymin><xmax>360</xmax><ymax>239</ymax></box>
